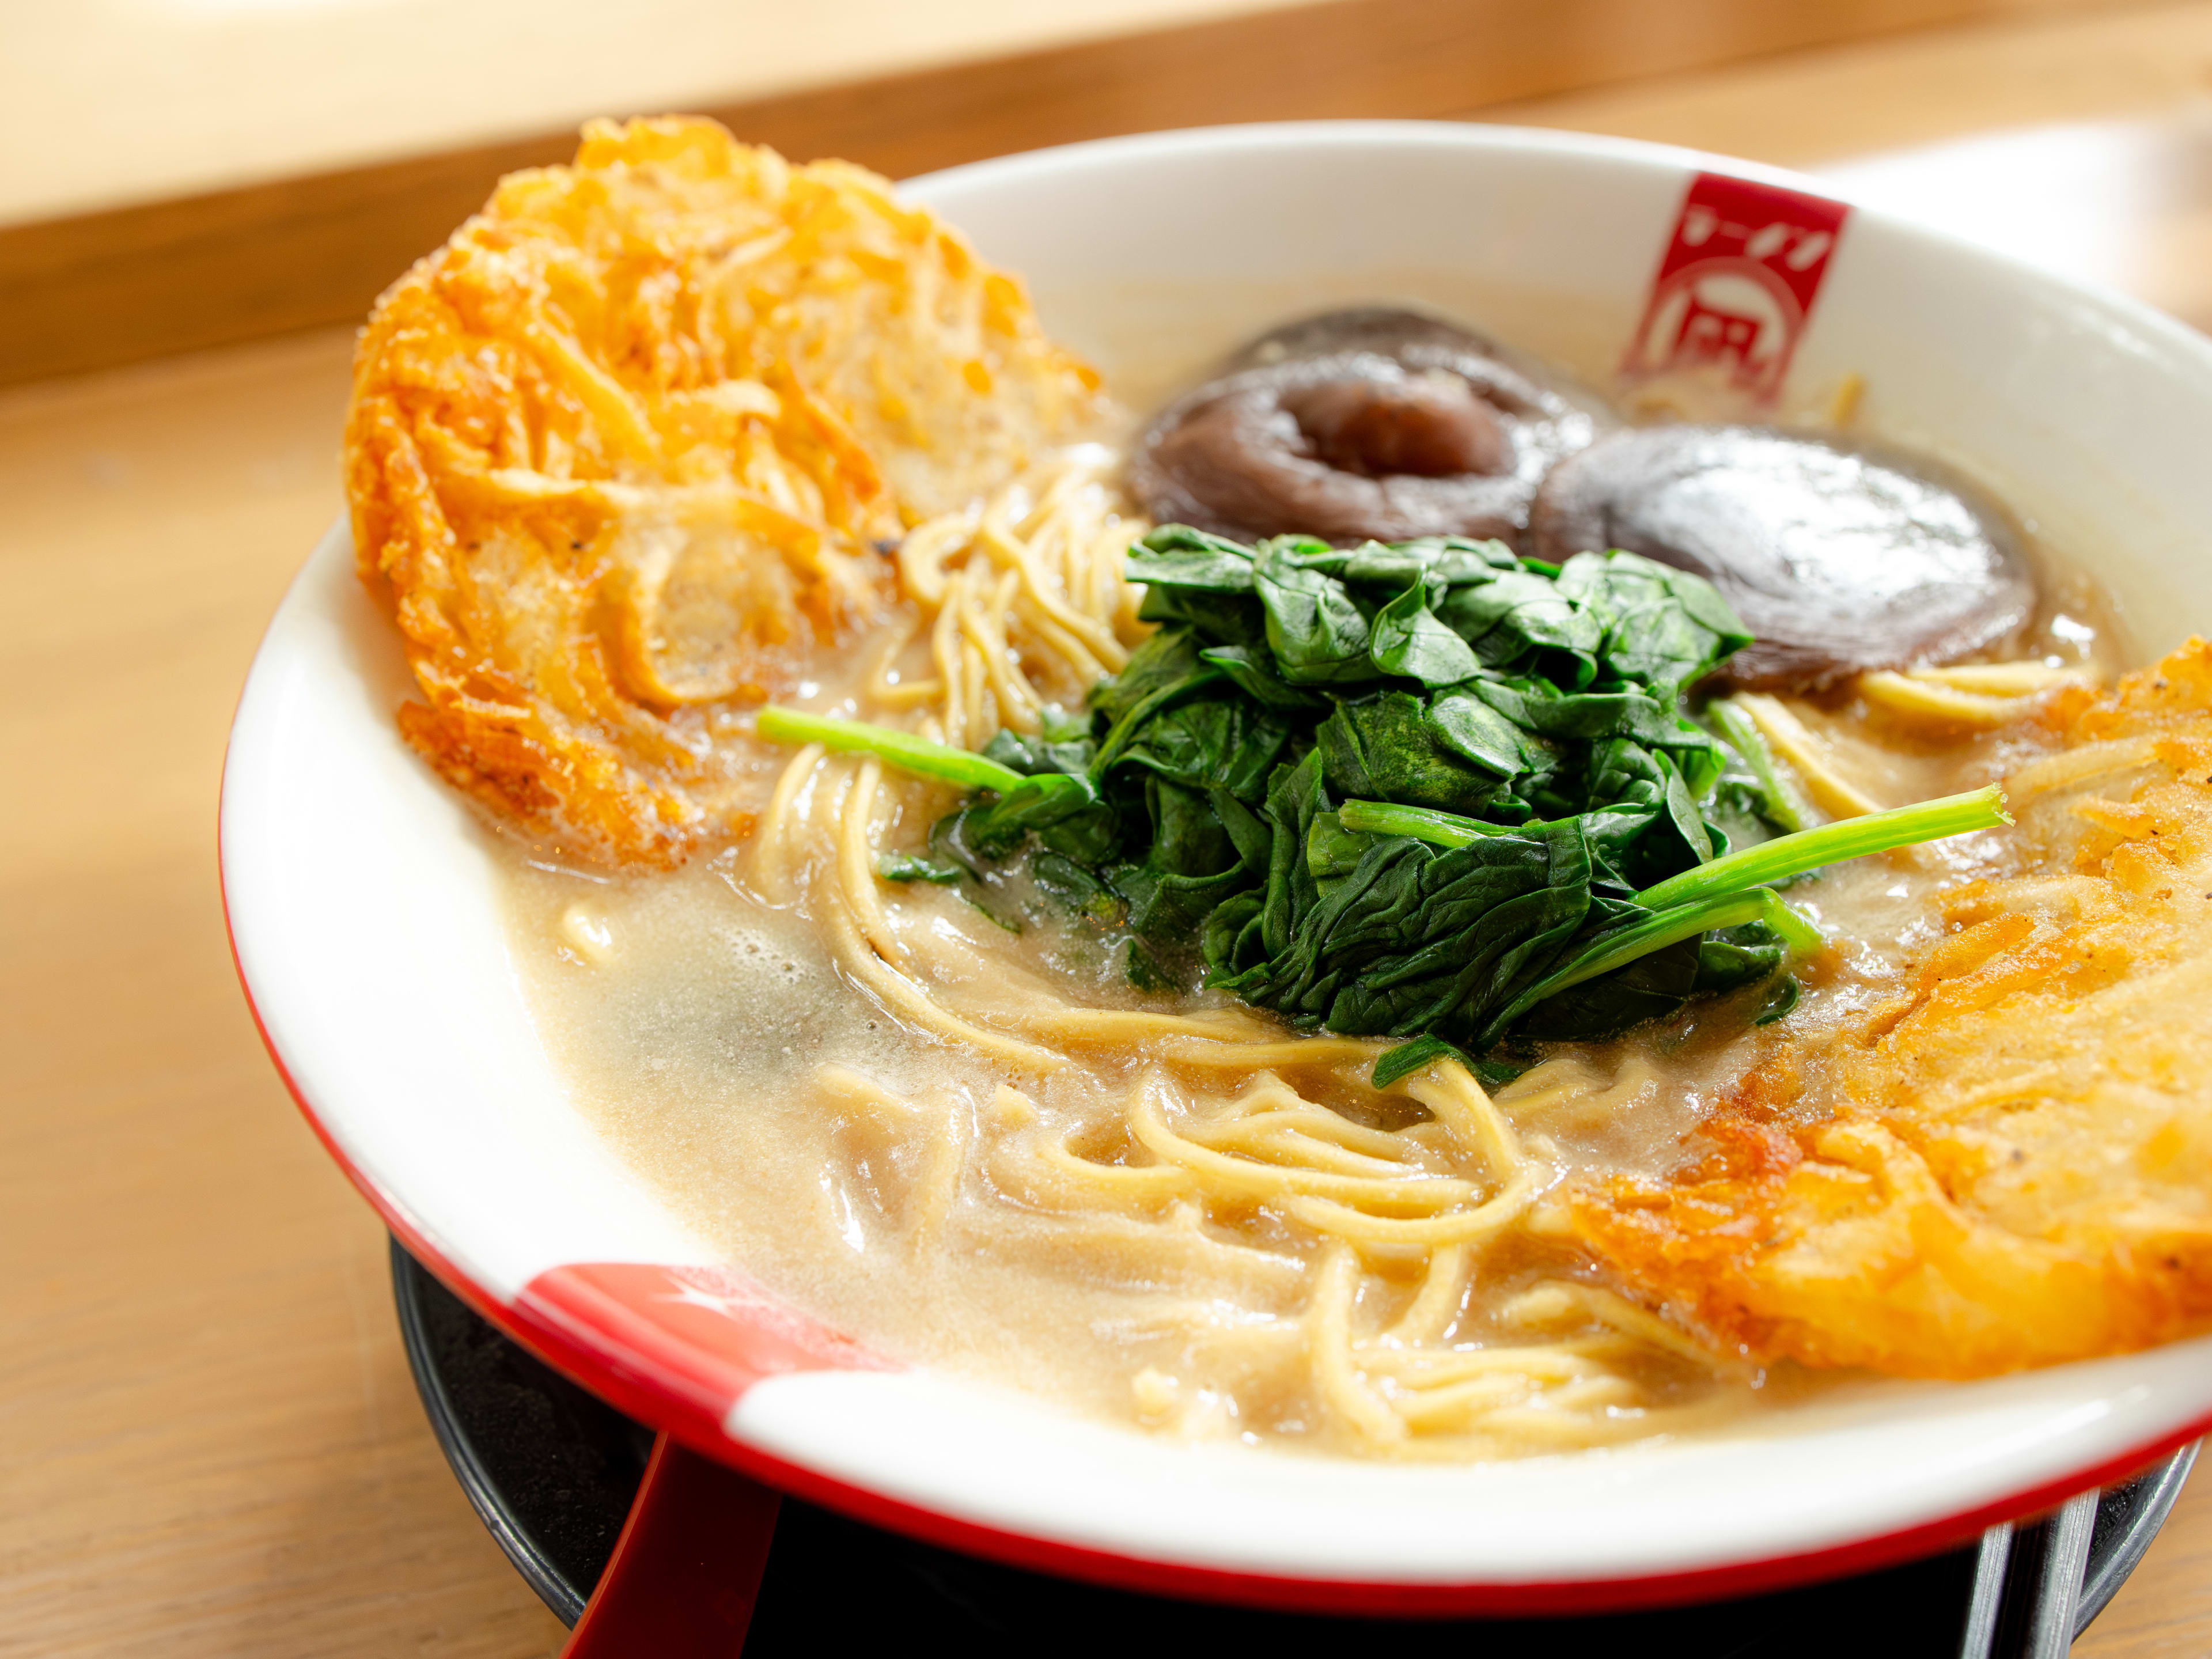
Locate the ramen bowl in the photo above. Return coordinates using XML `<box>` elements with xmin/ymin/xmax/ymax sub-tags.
<box><xmin>222</xmin><ymin>121</ymin><xmax>2212</xmax><ymax>1614</ymax></box>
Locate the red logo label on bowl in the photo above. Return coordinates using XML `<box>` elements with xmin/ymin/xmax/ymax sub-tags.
<box><xmin>1622</xmin><ymin>172</ymin><xmax>1849</xmax><ymax>403</ymax></box>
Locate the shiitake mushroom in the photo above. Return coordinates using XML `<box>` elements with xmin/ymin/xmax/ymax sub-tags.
<box><xmin>1133</xmin><ymin>309</ymin><xmax>2039</xmax><ymax>694</ymax></box>
<box><xmin>1128</xmin><ymin>307</ymin><xmax>1610</xmax><ymax>547</ymax></box>
<box><xmin>1528</xmin><ymin>426</ymin><xmax>2037</xmax><ymax>693</ymax></box>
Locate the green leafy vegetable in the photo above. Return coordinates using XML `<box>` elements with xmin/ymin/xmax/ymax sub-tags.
<box><xmin>1371</xmin><ymin>1033</ymin><xmax>1474</xmax><ymax>1090</ymax></box>
<box><xmin>1554</xmin><ymin>550</ymin><xmax>1755</xmax><ymax>700</ymax></box>
<box><xmin>1318</xmin><ymin>692</ymin><xmax>1503</xmax><ymax>814</ymax></box>
<box><xmin>1369</xmin><ymin>577</ymin><xmax>1483</xmax><ymax>686</ymax></box>
<box><xmin>755</xmin><ymin>526</ymin><xmax>2003</xmax><ymax>1081</ymax></box>
<box><xmin>1486</xmin><ymin>887</ymin><xmax>1823</xmax><ymax>1041</ymax></box>
<box><xmin>1255</xmin><ymin>537</ymin><xmax>1381</xmax><ymax>685</ymax></box>
<box><xmin>1752</xmin><ymin>975</ymin><xmax>1802</xmax><ymax>1026</ymax></box>
<box><xmin>876</xmin><ymin>853</ymin><xmax>961</xmax><ymax>884</ymax></box>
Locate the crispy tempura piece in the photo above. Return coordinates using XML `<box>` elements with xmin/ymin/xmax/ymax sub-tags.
<box><xmin>346</xmin><ymin>117</ymin><xmax>1099</xmax><ymax>864</ymax></box>
<box><xmin>1572</xmin><ymin>641</ymin><xmax>2212</xmax><ymax>1377</ymax></box>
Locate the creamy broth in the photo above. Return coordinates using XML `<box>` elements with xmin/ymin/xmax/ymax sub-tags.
<box><xmin>499</xmin><ymin>483</ymin><xmax>2127</xmax><ymax>1459</ymax></box>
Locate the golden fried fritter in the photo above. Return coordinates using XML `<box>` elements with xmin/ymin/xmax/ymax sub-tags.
<box><xmin>346</xmin><ymin>117</ymin><xmax>1100</xmax><ymax>864</ymax></box>
<box><xmin>1573</xmin><ymin>641</ymin><xmax>2212</xmax><ymax>1377</ymax></box>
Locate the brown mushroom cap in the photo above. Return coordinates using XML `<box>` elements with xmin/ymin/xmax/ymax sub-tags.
<box><xmin>1528</xmin><ymin>425</ymin><xmax>2038</xmax><ymax>694</ymax></box>
<box><xmin>1128</xmin><ymin>308</ymin><xmax>1611</xmax><ymax>547</ymax></box>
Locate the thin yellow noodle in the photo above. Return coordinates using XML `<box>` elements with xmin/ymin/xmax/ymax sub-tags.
<box><xmin>896</xmin><ymin>510</ymin><xmax>980</xmax><ymax>605</ymax></box>
<box><xmin>1858</xmin><ymin>671</ymin><xmax>2036</xmax><ymax>732</ymax></box>
<box><xmin>862</xmin><ymin>613</ymin><xmax>938</xmax><ymax>711</ymax></box>
<box><xmin>1308</xmin><ymin>1243</ymin><xmax>1406</xmax><ymax>1444</ymax></box>
<box><xmin>978</xmin><ymin>517</ymin><xmax>1129</xmax><ymax>667</ymax></box>
<box><xmin>756</xmin><ymin>742</ymin><xmax>825</xmax><ymax>899</ymax></box>
<box><xmin>1029</xmin><ymin>510</ymin><xmax>1084</xmax><ymax>597</ymax></box>
<box><xmin>1147</xmin><ymin>1035</ymin><xmax>1392</xmax><ymax>1070</ymax></box>
<box><xmin>1412</xmin><ymin>1389</ymin><xmax>1642</xmax><ymax>1447</ymax></box>
<box><xmin>961</xmin><ymin>630</ymin><xmax>990</xmax><ymax>740</ymax></box>
<box><xmin>1354</xmin><ymin>1342</ymin><xmax>1596</xmax><ymax>1384</ymax></box>
<box><xmin>1014</xmin><ymin>593</ymin><xmax>1111</xmax><ymax>687</ymax></box>
<box><xmin>1076</xmin><ymin>506</ymin><xmax>1123</xmax><ymax>611</ymax></box>
<box><xmin>1392</xmin><ymin>1374</ymin><xmax>1537</xmax><ymax>1430</ymax></box>
<box><xmin>890</xmin><ymin>454</ymin><xmax>1145</xmax><ymax>743</ymax></box>
<box><xmin>928</xmin><ymin>563</ymin><xmax>969</xmax><ymax>748</ymax></box>
<box><xmin>963</xmin><ymin>1207</ymin><xmax>1312</xmax><ymax>1291</ymax></box>
<box><xmin>1285</xmin><ymin>1168</ymin><xmax>1536</xmax><ymax>1247</ymax></box>
<box><xmin>1539</xmin><ymin>1375</ymin><xmax>1644</xmax><ymax>1414</ymax></box>
<box><xmin>1735</xmin><ymin>692</ymin><xmax>1885</xmax><ymax>818</ymax></box>
<box><xmin>1127</xmin><ymin>1074</ymin><xmax>1476</xmax><ymax>1210</ymax></box>
<box><xmin>1497</xmin><ymin>1054</ymin><xmax>1660</xmax><ymax>1138</ymax></box>
<box><xmin>815</xmin><ymin>1062</ymin><xmax>927</xmax><ymax>1119</ymax></box>
<box><xmin>1016</xmin><ymin>476</ymin><xmax>1065</xmax><ymax>536</ymax></box>
<box><xmin>1912</xmin><ymin>660</ymin><xmax>2089</xmax><ymax>696</ymax></box>
<box><xmin>1028</xmin><ymin>450</ymin><xmax>1097</xmax><ymax>517</ymax></box>
<box><xmin>1403</xmin><ymin>1060</ymin><xmax>1527</xmax><ymax>1179</ymax></box>
<box><xmin>1027</xmin><ymin>1135</ymin><xmax>1199</xmax><ymax>1203</ymax></box>
<box><xmin>912</xmin><ymin>1099</ymin><xmax>972</xmax><ymax>1253</ymax></box>
<box><xmin>1096</xmin><ymin>519</ymin><xmax>1147</xmax><ymax>635</ymax></box>
<box><xmin>1379</xmin><ymin>1244</ymin><xmax>1469</xmax><ymax>1344</ymax></box>
<box><xmin>1059</xmin><ymin>509</ymin><xmax>1122</xmax><ymax>613</ymax></box>
<box><xmin>1491</xmin><ymin>1055</ymin><xmax>1603</xmax><ymax>1116</ymax></box>
<box><xmin>1005</xmin><ymin>1005</ymin><xmax>1275</xmax><ymax>1044</ymax></box>
<box><xmin>1508</xmin><ymin>1279</ymin><xmax>1732</xmax><ymax>1370</ymax></box>
<box><xmin>838</xmin><ymin>759</ymin><xmax>904</xmax><ymax>964</ymax></box>
<box><xmin>1191</xmin><ymin>1120</ymin><xmax>1429</xmax><ymax>1179</ymax></box>
<box><xmin>963</xmin><ymin>565</ymin><xmax>1041</xmax><ymax>731</ymax></box>
<box><xmin>1218</xmin><ymin>1102</ymin><xmax>1432</xmax><ymax>1163</ymax></box>
<box><xmin>820</xmin><ymin>876</ymin><xmax>1067</xmax><ymax>1073</ymax></box>
<box><xmin>988</xmin><ymin>1084</ymin><xmax>1039</xmax><ymax>1127</ymax></box>
<box><xmin>873</xmin><ymin>677</ymin><xmax>945</xmax><ymax>710</ymax></box>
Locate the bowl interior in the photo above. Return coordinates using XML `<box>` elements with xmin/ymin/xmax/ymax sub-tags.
<box><xmin>223</xmin><ymin>122</ymin><xmax>2212</xmax><ymax>1609</ymax></box>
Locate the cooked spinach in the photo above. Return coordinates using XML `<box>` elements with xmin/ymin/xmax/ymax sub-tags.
<box><xmin>876</xmin><ymin>853</ymin><xmax>961</xmax><ymax>885</ymax></box>
<box><xmin>759</xmin><ymin>526</ymin><xmax>2009</xmax><ymax>1083</ymax></box>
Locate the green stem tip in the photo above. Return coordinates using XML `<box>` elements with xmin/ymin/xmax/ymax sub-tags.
<box><xmin>755</xmin><ymin>706</ymin><xmax>1024</xmax><ymax>794</ymax></box>
<box><xmin>1634</xmin><ymin>783</ymin><xmax>2010</xmax><ymax>912</ymax></box>
<box><xmin>1338</xmin><ymin>798</ymin><xmax>1540</xmax><ymax>846</ymax></box>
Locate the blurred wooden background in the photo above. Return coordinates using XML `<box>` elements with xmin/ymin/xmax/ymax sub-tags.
<box><xmin>0</xmin><ymin>0</ymin><xmax>2161</xmax><ymax>385</ymax></box>
<box><xmin>8</xmin><ymin>1</ymin><xmax>2212</xmax><ymax>1653</ymax></box>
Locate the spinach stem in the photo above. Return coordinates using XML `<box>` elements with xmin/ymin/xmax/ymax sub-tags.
<box><xmin>1338</xmin><ymin>798</ymin><xmax>1539</xmax><ymax>845</ymax></box>
<box><xmin>1706</xmin><ymin>697</ymin><xmax>1806</xmax><ymax>833</ymax></box>
<box><xmin>756</xmin><ymin>707</ymin><xmax>1024</xmax><ymax>793</ymax></box>
<box><xmin>1633</xmin><ymin>785</ymin><xmax>2010</xmax><ymax>911</ymax></box>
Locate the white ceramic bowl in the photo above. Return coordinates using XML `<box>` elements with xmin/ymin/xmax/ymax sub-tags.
<box><xmin>223</xmin><ymin>122</ymin><xmax>2212</xmax><ymax>1615</ymax></box>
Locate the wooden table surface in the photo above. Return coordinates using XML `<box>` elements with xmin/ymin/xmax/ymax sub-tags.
<box><xmin>11</xmin><ymin>6</ymin><xmax>2212</xmax><ymax>1655</ymax></box>
<box><xmin>0</xmin><ymin>0</ymin><xmax>1285</xmax><ymax>225</ymax></box>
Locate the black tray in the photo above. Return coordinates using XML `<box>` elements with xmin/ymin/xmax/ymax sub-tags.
<box><xmin>393</xmin><ymin>1240</ymin><xmax>2194</xmax><ymax>1656</ymax></box>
